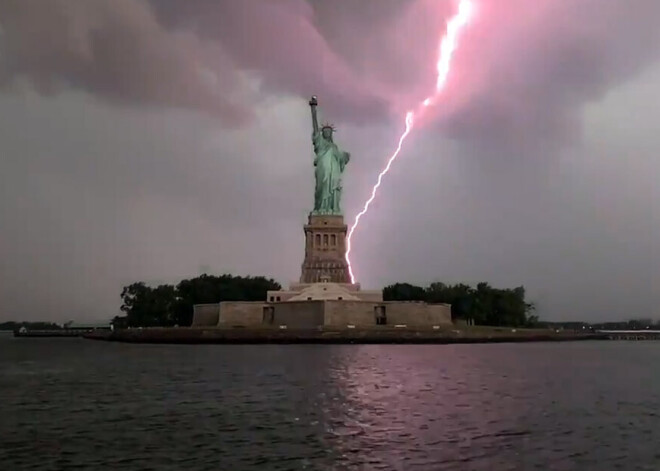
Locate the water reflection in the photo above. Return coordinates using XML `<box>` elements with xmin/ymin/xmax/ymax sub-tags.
<box><xmin>319</xmin><ymin>346</ymin><xmax>534</xmax><ymax>469</ymax></box>
<box><xmin>2</xmin><ymin>339</ymin><xmax>660</xmax><ymax>469</ymax></box>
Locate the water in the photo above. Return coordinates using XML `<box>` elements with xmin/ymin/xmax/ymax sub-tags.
<box><xmin>1</xmin><ymin>336</ymin><xmax>659</xmax><ymax>470</ymax></box>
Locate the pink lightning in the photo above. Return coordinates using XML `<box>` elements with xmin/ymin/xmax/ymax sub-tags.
<box><xmin>345</xmin><ymin>0</ymin><xmax>474</xmax><ymax>284</ymax></box>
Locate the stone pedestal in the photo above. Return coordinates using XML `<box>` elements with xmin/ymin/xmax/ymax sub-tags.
<box><xmin>300</xmin><ymin>213</ymin><xmax>350</xmax><ymax>283</ymax></box>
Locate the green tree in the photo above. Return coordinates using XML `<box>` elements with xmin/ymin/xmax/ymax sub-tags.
<box><xmin>173</xmin><ymin>274</ymin><xmax>280</xmax><ymax>326</ymax></box>
<box><xmin>383</xmin><ymin>283</ymin><xmax>426</xmax><ymax>301</ymax></box>
<box><xmin>118</xmin><ymin>274</ymin><xmax>281</xmax><ymax>327</ymax></box>
<box><xmin>426</xmin><ymin>282</ymin><xmax>474</xmax><ymax>320</ymax></box>
<box><xmin>383</xmin><ymin>279</ymin><xmax>537</xmax><ymax>327</ymax></box>
<box><xmin>119</xmin><ymin>282</ymin><xmax>177</xmax><ymax>327</ymax></box>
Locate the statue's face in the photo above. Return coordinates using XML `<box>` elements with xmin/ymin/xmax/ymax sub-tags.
<box><xmin>322</xmin><ymin>128</ymin><xmax>332</xmax><ymax>139</ymax></box>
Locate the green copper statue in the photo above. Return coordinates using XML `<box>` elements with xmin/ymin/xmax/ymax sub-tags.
<box><xmin>309</xmin><ymin>95</ymin><xmax>350</xmax><ymax>215</ymax></box>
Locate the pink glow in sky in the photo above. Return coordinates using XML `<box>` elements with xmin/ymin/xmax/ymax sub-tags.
<box><xmin>345</xmin><ymin>0</ymin><xmax>474</xmax><ymax>283</ymax></box>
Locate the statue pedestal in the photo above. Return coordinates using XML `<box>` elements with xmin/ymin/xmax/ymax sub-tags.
<box><xmin>300</xmin><ymin>214</ymin><xmax>351</xmax><ymax>283</ymax></box>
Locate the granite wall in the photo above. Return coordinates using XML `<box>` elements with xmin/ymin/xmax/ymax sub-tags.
<box><xmin>218</xmin><ymin>302</ymin><xmax>266</xmax><ymax>326</ymax></box>
<box><xmin>192</xmin><ymin>299</ymin><xmax>453</xmax><ymax>328</ymax></box>
<box><xmin>272</xmin><ymin>301</ymin><xmax>325</xmax><ymax>328</ymax></box>
<box><xmin>191</xmin><ymin>304</ymin><xmax>220</xmax><ymax>327</ymax></box>
<box><xmin>384</xmin><ymin>302</ymin><xmax>452</xmax><ymax>326</ymax></box>
<box><xmin>324</xmin><ymin>300</ymin><xmax>376</xmax><ymax>326</ymax></box>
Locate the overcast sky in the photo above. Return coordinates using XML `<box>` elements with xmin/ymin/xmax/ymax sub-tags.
<box><xmin>1</xmin><ymin>0</ymin><xmax>658</xmax><ymax>322</ymax></box>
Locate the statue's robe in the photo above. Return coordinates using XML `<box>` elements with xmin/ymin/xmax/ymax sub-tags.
<box><xmin>312</xmin><ymin>131</ymin><xmax>350</xmax><ymax>214</ymax></box>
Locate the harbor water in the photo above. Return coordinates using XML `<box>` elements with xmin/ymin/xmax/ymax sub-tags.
<box><xmin>1</xmin><ymin>335</ymin><xmax>659</xmax><ymax>470</ymax></box>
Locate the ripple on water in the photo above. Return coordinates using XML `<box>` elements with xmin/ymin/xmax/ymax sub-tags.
<box><xmin>1</xmin><ymin>340</ymin><xmax>660</xmax><ymax>469</ymax></box>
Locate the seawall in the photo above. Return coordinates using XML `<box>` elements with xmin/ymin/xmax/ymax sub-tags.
<box><xmin>84</xmin><ymin>327</ymin><xmax>607</xmax><ymax>345</ymax></box>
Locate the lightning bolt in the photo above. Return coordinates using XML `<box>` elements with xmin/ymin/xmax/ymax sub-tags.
<box><xmin>345</xmin><ymin>0</ymin><xmax>474</xmax><ymax>284</ymax></box>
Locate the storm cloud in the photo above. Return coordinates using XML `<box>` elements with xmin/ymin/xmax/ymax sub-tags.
<box><xmin>3</xmin><ymin>1</ymin><xmax>660</xmax><ymax>134</ymax></box>
<box><xmin>0</xmin><ymin>0</ymin><xmax>659</xmax><ymax>322</ymax></box>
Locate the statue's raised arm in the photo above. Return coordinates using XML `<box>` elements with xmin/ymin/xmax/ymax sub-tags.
<box><xmin>309</xmin><ymin>95</ymin><xmax>319</xmax><ymax>135</ymax></box>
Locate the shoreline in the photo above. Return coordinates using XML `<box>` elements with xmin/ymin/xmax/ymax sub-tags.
<box><xmin>13</xmin><ymin>330</ymin><xmax>90</xmax><ymax>338</ymax></box>
<box><xmin>83</xmin><ymin>327</ymin><xmax>606</xmax><ymax>345</ymax></box>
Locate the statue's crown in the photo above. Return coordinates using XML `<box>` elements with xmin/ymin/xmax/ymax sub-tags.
<box><xmin>321</xmin><ymin>122</ymin><xmax>336</xmax><ymax>132</ymax></box>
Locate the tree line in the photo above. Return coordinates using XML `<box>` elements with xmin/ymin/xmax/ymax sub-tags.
<box><xmin>115</xmin><ymin>274</ymin><xmax>280</xmax><ymax>327</ymax></box>
<box><xmin>0</xmin><ymin>321</ymin><xmax>61</xmax><ymax>331</ymax></box>
<box><xmin>383</xmin><ymin>282</ymin><xmax>537</xmax><ymax>327</ymax></box>
<box><xmin>538</xmin><ymin>319</ymin><xmax>660</xmax><ymax>331</ymax></box>
<box><xmin>115</xmin><ymin>274</ymin><xmax>537</xmax><ymax>328</ymax></box>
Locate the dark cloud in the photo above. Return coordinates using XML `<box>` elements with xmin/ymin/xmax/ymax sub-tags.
<box><xmin>3</xmin><ymin>0</ymin><xmax>660</xmax><ymax>136</ymax></box>
<box><xmin>148</xmin><ymin>0</ymin><xmax>394</xmax><ymax>122</ymax></box>
<box><xmin>147</xmin><ymin>0</ymin><xmax>660</xmax><ymax>149</ymax></box>
<box><xmin>0</xmin><ymin>0</ymin><xmax>393</xmax><ymax>125</ymax></box>
<box><xmin>0</xmin><ymin>0</ymin><xmax>249</xmax><ymax>125</ymax></box>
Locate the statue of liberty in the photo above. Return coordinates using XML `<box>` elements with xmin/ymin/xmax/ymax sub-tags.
<box><xmin>308</xmin><ymin>95</ymin><xmax>350</xmax><ymax>215</ymax></box>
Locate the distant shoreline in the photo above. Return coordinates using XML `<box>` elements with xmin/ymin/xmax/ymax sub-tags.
<box><xmin>83</xmin><ymin>327</ymin><xmax>607</xmax><ymax>345</ymax></box>
<box><xmin>13</xmin><ymin>330</ymin><xmax>89</xmax><ymax>338</ymax></box>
